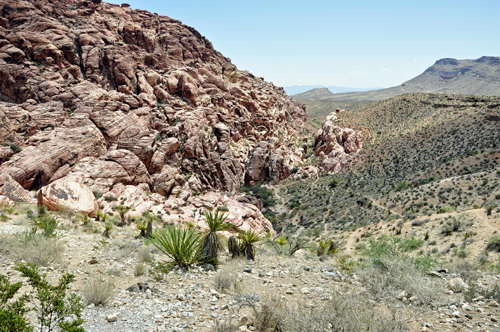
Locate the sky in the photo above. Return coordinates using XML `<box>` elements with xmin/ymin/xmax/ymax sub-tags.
<box><xmin>107</xmin><ymin>0</ymin><xmax>500</xmax><ymax>89</ymax></box>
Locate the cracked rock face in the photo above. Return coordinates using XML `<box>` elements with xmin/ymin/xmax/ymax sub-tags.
<box><xmin>0</xmin><ymin>0</ymin><xmax>310</xmax><ymax>232</ymax></box>
<box><xmin>314</xmin><ymin>112</ymin><xmax>363</xmax><ymax>173</ymax></box>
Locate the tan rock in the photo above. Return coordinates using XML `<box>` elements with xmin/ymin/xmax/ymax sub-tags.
<box><xmin>38</xmin><ymin>180</ymin><xmax>98</xmax><ymax>217</ymax></box>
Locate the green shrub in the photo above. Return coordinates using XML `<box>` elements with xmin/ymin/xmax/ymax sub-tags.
<box><xmin>396</xmin><ymin>181</ymin><xmax>408</xmax><ymax>191</ymax></box>
<box><xmin>486</xmin><ymin>236</ymin><xmax>500</xmax><ymax>252</ymax></box>
<box><xmin>358</xmin><ymin>235</ymin><xmax>443</xmax><ymax>304</ymax></box>
<box><xmin>329</xmin><ymin>178</ymin><xmax>340</xmax><ymax>188</ymax></box>
<box><xmin>15</xmin><ymin>263</ymin><xmax>84</xmax><ymax>332</ymax></box>
<box><xmin>398</xmin><ymin>237</ymin><xmax>424</xmax><ymax>252</ymax></box>
<box><xmin>104</xmin><ymin>195</ymin><xmax>117</xmax><ymax>202</ymax></box>
<box><xmin>0</xmin><ymin>274</ymin><xmax>32</xmax><ymax>331</ymax></box>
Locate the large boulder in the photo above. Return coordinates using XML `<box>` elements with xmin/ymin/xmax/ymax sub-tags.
<box><xmin>38</xmin><ymin>180</ymin><xmax>99</xmax><ymax>217</ymax></box>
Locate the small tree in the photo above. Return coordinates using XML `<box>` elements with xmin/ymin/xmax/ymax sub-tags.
<box><xmin>200</xmin><ymin>209</ymin><xmax>234</xmax><ymax>266</ymax></box>
<box><xmin>14</xmin><ymin>263</ymin><xmax>84</xmax><ymax>332</ymax></box>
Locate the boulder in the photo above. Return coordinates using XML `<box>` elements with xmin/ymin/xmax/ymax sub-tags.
<box><xmin>38</xmin><ymin>180</ymin><xmax>99</xmax><ymax>217</ymax></box>
<box><xmin>0</xmin><ymin>173</ymin><xmax>36</xmax><ymax>203</ymax></box>
<box><xmin>0</xmin><ymin>195</ymin><xmax>15</xmax><ymax>207</ymax></box>
<box><xmin>236</xmin><ymin>194</ymin><xmax>264</xmax><ymax>210</ymax></box>
<box><xmin>447</xmin><ymin>278</ymin><xmax>466</xmax><ymax>293</ymax></box>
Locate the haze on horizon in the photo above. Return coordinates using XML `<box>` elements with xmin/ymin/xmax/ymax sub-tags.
<box><xmin>108</xmin><ymin>0</ymin><xmax>500</xmax><ymax>89</ymax></box>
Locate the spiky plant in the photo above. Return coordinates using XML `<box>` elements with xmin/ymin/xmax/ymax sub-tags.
<box><xmin>239</xmin><ymin>229</ymin><xmax>262</xmax><ymax>261</ymax></box>
<box><xmin>317</xmin><ymin>238</ymin><xmax>338</xmax><ymax>256</ymax></box>
<box><xmin>152</xmin><ymin>226</ymin><xmax>202</xmax><ymax>268</ymax></box>
<box><xmin>200</xmin><ymin>209</ymin><xmax>234</xmax><ymax>266</ymax></box>
<box><xmin>112</xmin><ymin>205</ymin><xmax>130</xmax><ymax>226</ymax></box>
<box><xmin>137</xmin><ymin>219</ymin><xmax>148</xmax><ymax>237</ymax></box>
<box><xmin>103</xmin><ymin>221</ymin><xmax>113</xmax><ymax>238</ymax></box>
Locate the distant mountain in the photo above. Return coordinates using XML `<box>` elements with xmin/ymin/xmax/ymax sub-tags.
<box><xmin>292</xmin><ymin>88</ymin><xmax>335</xmax><ymax>100</ymax></box>
<box><xmin>284</xmin><ymin>85</ymin><xmax>377</xmax><ymax>96</ymax></box>
<box><xmin>297</xmin><ymin>56</ymin><xmax>500</xmax><ymax>102</ymax></box>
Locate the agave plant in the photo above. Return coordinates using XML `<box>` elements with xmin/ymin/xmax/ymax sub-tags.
<box><xmin>239</xmin><ymin>229</ymin><xmax>262</xmax><ymax>261</ymax></box>
<box><xmin>200</xmin><ymin>209</ymin><xmax>234</xmax><ymax>266</ymax></box>
<box><xmin>152</xmin><ymin>226</ymin><xmax>202</xmax><ymax>268</ymax></box>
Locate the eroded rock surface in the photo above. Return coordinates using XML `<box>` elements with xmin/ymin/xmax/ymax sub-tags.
<box><xmin>314</xmin><ymin>112</ymin><xmax>363</xmax><ymax>172</ymax></box>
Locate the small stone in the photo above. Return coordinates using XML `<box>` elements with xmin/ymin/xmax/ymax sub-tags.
<box><xmin>106</xmin><ymin>313</ymin><xmax>119</xmax><ymax>322</ymax></box>
<box><xmin>88</xmin><ymin>258</ymin><xmax>98</xmax><ymax>264</ymax></box>
<box><xmin>243</xmin><ymin>268</ymin><xmax>252</xmax><ymax>273</ymax></box>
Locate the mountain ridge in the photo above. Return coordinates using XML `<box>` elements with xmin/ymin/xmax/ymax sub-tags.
<box><xmin>295</xmin><ymin>56</ymin><xmax>500</xmax><ymax>101</ymax></box>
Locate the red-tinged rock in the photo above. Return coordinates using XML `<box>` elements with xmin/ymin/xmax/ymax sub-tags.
<box><xmin>38</xmin><ymin>180</ymin><xmax>98</xmax><ymax>217</ymax></box>
<box><xmin>0</xmin><ymin>146</ymin><xmax>12</xmax><ymax>164</ymax></box>
<box><xmin>0</xmin><ymin>194</ymin><xmax>15</xmax><ymax>207</ymax></box>
<box><xmin>0</xmin><ymin>173</ymin><xmax>36</xmax><ymax>203</ymax></box>
<box><xmin>314</xmin><ymin>112</ymin><xmax>363</xmax><ymax>172</ymax></box>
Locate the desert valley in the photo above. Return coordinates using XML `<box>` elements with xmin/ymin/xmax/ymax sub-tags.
<box><xmin>0</xmin><ymin>1</ymin><xmax>499</xmax><ymax>331</ymax></box>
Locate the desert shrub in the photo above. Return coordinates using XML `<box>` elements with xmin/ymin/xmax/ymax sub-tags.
<box><xmin>15</xmin><ymin>263</ymin><xmax>84</xmax><ymax>332</ymax></box>
<box><xmin>137</xmin><ymin>247</ymin><xmax>154</xmax><ymax>262</ymax></box>
<box><xmin>92</xmin><ymin>191</ymin><xmax>102</xmax><ymax>199</ymax></box>
<box><xmin>148</xmin><ymin>260</ymin><xmax>172</xmax><ymax>282</ymax></box>
<box><xmin>12</xmin><ymin>233</ymin><xmax>64</xmax><ymax>266</ymax></box>
<box><xmin>0</xmin><ymin>274</ymin><xmax>31</xmax><ymax>331</ymax></box>
<box><xmin>239</xmin><ymin>229</ymin><xmax>262</xmax><ymax>261</ymax></box>
<box><xmin>213</xmin><ymin>270</ymin><xmax>240</xmax><ymax>293</ymax></box>
<box><xmin>250</xmin><ymin>184</ymin><xmax>275</xmax><ymax>208</ymax></box>
<box><xmin>441</xmin><ymin>217</ymin><xmax>461</xmax><ymax>236</ymax></box>
<box><xmin>151</xmin><ymin>226</ymin><xmax>202</xmax><ymax>268</ymax></box>
<box><xmin>447</xmin><ymin>260</ymin><xmax>480</xmax><ymax>282</ymax></box>
<box><xmin>249</xmin><ymin>292</ymin><xmax>407</xmax><ymax>332</ymax></box>
<box><xmin>104</xmin><ymin>195</ymin><xmax>117</xmax><ymax>202</ymax></box>
<box><xmin>357</xmin><ymin>235</ymin><xmax>442</xmax><ymax>304</ymax></box>
<box><xmin>81</xmin><ymin>278</ymin><xmax>115</xmax><ymax>306</ymax></box>
<box><xmin>396</xmin><ymin>181</ymin><xmax>408</xmax><ymax>191</ymax></box>
<box><xmin>486</xmin><ymin>236</ymin><xmax>500</xmax><ymax>252</ymax></box>
<box><xmin>106</xmin><ymin>268</ymin><xmax>122</xmax><ymax>277</ymax></box>
<box><xmin>398</xmin><ymin>237</ymin><xmax>424</xmax><ymax>252</ymax></box>
<box><xmin>134</xmin><ymin>262</ymin><xmax>147</xmax><ymax>277</ymax></box>
<box><xmin>328</xmin><ymin>178</ymin><xmax>340</xmax><ymax>188</ymax></box>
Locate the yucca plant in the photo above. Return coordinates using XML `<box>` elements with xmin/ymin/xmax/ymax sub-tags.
<box><xmin>152</xmin><ymin>226</ymin><xmax>202</xmax><ymax>268</ymax></box>
<box><xmin>103</xmin><ymin>221</ymin><xmax>113</xmax><ymax>238</ymax></box>
<box><xmin>317</xmin><ymin>238</ymin><xmax>339</xmax><ymax>256</ymax></box>
<box><xmin>112</xmin><ymin>205</ymin><xmax>130</xmax><ymax>226</ymax></box>
<box><xmin>239</xmin><ymin>229</ymin><xmax>262</xmax><ymax>261</ymax></box>
<box><xmin>137</xmin><ymin>219</ymin><xmax>148</xmax><ymax>238</ymax></box>
<box><xmin>200</xmin><ymin>209</ymin><xmax>234</xmax><ymax>266</ymax></box>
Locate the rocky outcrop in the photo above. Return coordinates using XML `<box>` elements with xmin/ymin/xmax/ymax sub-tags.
<box><xmin>314</xmin><ymin>112</ymin><xmax>363</xmax><ymax>172</ymax></box>
<box><xmin>244</xmin><ymin>140</ymin><xmax>302</xmax><ymax>186</ymax></box>
<box><xmin>236</xmin><ymin>194</ymin><xmax>263</xmax><ymax>210</ymax></box>
<box><xmin>38</xmin><ymin>180</ymin><xmax>99</xmax><ymax>217</ymax></box>
<box><xmin>0</xmin><ymin>0</ymin><xmax>310</xmax><ymax>233</ymax></box>
<box><xmin>0</xmin><ymin>173</ymin><xmax>35</xmax><ymax>203</ymax></box>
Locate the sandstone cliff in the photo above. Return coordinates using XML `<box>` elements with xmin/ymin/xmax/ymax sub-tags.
<box><xmin>0</xmin><ymin>0</ymin><xmax>306</xmax><ymax>214</ymax></box>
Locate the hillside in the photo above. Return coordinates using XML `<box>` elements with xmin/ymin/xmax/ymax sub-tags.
<box><xmin>284</xmin><ymin>85</ymin><xmax>376</xmax><ymax>95</ymax></box>
<box><xmin>296</xmin><ymin>56</ymin><xmax>500</xmax><ymax>102</ymax></box>
<box><xmin>269</xmin><ymin>93</ymin><xmax>500</xmax><ymax>239</ymax></box>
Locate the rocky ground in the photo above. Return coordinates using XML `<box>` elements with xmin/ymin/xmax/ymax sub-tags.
<box><xmin>1</xmin><ymin>203</ymin><xmax>500</xmax><ymax>332</ymax></box>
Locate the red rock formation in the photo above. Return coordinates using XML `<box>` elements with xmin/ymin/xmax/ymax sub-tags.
<box><xmin>0</xmin><ymin>0</ymin><xmax>308</xmax><ymax>231</ymax></box>
<box><xmin>314</xmin><ymin>112</ymin><xmax>363</xmax><ymax>172</ymax></box>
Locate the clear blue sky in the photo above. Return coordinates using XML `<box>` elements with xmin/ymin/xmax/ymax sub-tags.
<box><xmin>107</xmin><ymin>0</ymin><xmax>500</xmax><ymax>89</ymax></box>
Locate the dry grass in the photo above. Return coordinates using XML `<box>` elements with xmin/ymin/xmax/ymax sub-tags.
<box><xmin>213</xmin><ymin>269</ymin><xmax>240</xmax><ymax>293</ymax></box>
<box><xmin>81</xmin><ymin>277</ymin><xmax>115</xmax><ymax>306</ymax></box>
<box><xmin>9</xmin><ymin>233</ymin><xmax>65</xmax><ymax>266</ymax></box>
<box><xmin>248</xmin><ymin>292</ymin><xmax>408</xmax><ymax>332</ymax></box>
